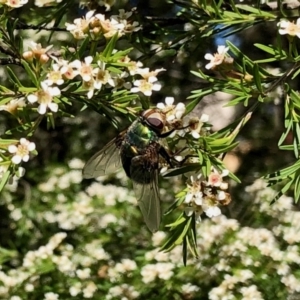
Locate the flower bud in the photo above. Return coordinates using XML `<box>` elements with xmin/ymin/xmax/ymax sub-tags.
<box><xmin>40</xmin><ymin>54</ymin><xmax>49</xmax><ymax>64</ymax></box>
<box><xmin>22</xmin><ymin>51</ymin><xmax>34</xmax><ymax>61</ymax></box>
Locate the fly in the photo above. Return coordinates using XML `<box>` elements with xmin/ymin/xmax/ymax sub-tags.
<box><xmin>83</xmin><ymin>108</ymin><xmax>175</xmax><ymax>232</ymax></box>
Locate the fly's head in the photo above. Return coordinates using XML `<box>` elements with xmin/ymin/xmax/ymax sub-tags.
<box><xmin>140</xmin><ymin>108</ymin><xmax>167</xmax><ymax>135</ymax></box>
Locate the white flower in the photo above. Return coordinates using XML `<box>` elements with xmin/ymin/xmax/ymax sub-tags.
<box><xmin>182</xmin><ymin>283</ymin><xmax>200</xmax><ymax>294</ymax></box>
<box><xmin>44</xmin><ymin>292</ymin><xmax>59</xmax><ymax>300</ymax></box>
<box><xmin>44</xmin><ymin>64</ymin><xmax>64</xmax><ymax>86</ymax></box>
<box><xmin>5</xmin><ymin>0</ymin><xmax>27</xmax><ymax>8</ymax></box>
<box><xmin>10</xmin><ymin>296</ymin><xmax>22</xmax><ymax>300</ymax></box>
<box><xmin>131</xmin><ymin>67</ymin><xmax>165</xmax><ymax>96</ymax></box>
<box><xmin>111</xmin><ymin>9</ymin><xmax>142</xmax><ymax>34</ymax></box>
<box><xmin>71</xmin><ymin>56</ymin><xmax>94</xmax><ymax>82</ymax></box>
<box><xmin>27</xmin><ymin>81</ymin><xmax>60</xmax><ymax>114</ymax></box>
<box><xmin>278</xmin><ymin>18</ymin><xmax>300</xmax><ymax>38</ymax></box>
<box><xmin>217</xmin><ymin>190</ymin><xmax>226</xmax><ymax>200</ymax></box>
<box><xmin>137</xmin><ymin>67</ymin><xmax>165</xmax><ymax>80</ymax></box>
<box><xmin>0</xmin><ymin>98</ymin><xmax>26</xmax><ymax>114</ymax></box>
<box><xmin>131</xmin><ymin>79</ymin><xmax>161</xmax><ymax>96</ymax></box>
<box><xmin>185</xmin><ymin>176</ymin><xmax>203</xmax><ymax>205</ymax></box>
<box><xmin>80</xmin><ymin>78</ymin><xmax>95</xmax><ymax>99</ymax></box>
<box><xmin>93</xmin><ymin>61</ymin><xmax>114</xmax><ymax>89</ymax></box>
<box><xmin>66</xmin><ymin>10</ymin><xmax>95</xmax><ymax>39</ymax></box>
<box><xmin>156</xmin><ymin>262</ymin><xmax>174</xmax><ymax>280</ymax></box>
<box><xmin>203</xmin><ymin>205</ymin><xmax>221</xmax><ymax>218</ymax></box>
<box><xmin>25</xmin><ymin>283</ymin><xmax>35</xmax><ymax>292</ymax></box>
<box><xmin>200</xmin><ymin>113</ymin><xmax>209</xmax><ymax>123</ymax></box>
<box><xmin>110</xmin><ymin>71</ymin><xmax>131</xmax><ymax>90</ymax></box>
<box><xmin>207</xmin><ymin>168</ymin><xmax>229</xmax><ymax>187</ymax></box>
<box><xmin>152</xmin><ymin>231</ymin><xmax>166</xmax><ymax>246</ymax></box>
<box><xmin>82</xmin><ymin>281</ymin><xmax>97</xmax><ymax>298</ymax></box>
<box><xmin>35</xmin><ymin>0</ymin><xmax>60</xmax><ymax>7</ymax></box>
<box><xmin>204</xmin><ymin>45</ymin><xmax>229</xmax><ymax>70</ymax></box>
<box><xmin>76</xmin><ymin>268</ymin><xmax>91</xmax><ymax>279</ymax></box>
<box><xmin>8</xmin><ymin>138</ymin><xmax>36</xmax><ymax>164</ymax></box>
<box><xmin>29</xmin><ymin>41</ymin><xmax>53</xmax><ymax>60</ymax></box>
<box><xmin>179</xmin><ymin>114</ymin><xmax>209</xmax><ymax>139</ymax></box>
<box><xmin>52</xmin><ymin>58</ymin><xmax>79</xmax><ymax>80</ymax></box>
<box><xmin>94</xmin><ymin>13</ymin><xmax>125</xmax><ymax>39</ymax></box>
<box><xmin>141</xmin><ymin>264</ymin><xmax>157</xmax><ymax>283</ymax></box>
<box><xmin>125</xmin><ymin>59</ymin><xmax>143</xmax><ymax>75</ymax></box>
<box><xmin>69</xmin><ymin>282</ymin><xmax>82</xmax><ymax>297</ymax></box>
<box><xmin>157</xmin><ymin>97</ymin><xmax>186</xmax><ymax>121</ymax></box>
<box><xmin>114</xmin><ymin>258</ymin><xmax>137</xmax><ymax>273</ymax></box>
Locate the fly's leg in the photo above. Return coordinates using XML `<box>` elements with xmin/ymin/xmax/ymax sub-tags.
<box><xmin>158</xmin><ymin>145</ymin><xmax>185</xmax><ymax>168</ymax></box>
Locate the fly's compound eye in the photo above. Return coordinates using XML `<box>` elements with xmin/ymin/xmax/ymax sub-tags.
<box><xmin>141</xmin><ymin>109</ymin><xmax>166</xmax><ymax>132</ymax></box>
<box><xmin>146</xmin><ymin>116</ymin><xmax>164</xmax><ymax>131</ymax></box>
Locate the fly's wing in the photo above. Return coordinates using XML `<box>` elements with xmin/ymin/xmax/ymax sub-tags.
<box><xmin>130</xmin><ymin>158</ymin><xmax>161</xmax><ymax>232</ymax></box>
<box><xmin>82</xmin><ymin>135</ymin><xmax>123</xmax><ymax>179</ymax></box>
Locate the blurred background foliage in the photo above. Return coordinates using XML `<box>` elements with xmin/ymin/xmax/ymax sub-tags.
<box><xmin>1</xmin><ymin>0</ymin><xmax>300</xmax><ymax>299</ymax></box>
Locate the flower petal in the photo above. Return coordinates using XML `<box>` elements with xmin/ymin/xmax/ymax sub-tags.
<box><xmin>28</xmin><ymin>94</ymin><xmax>37</xmax><ymax>103</ymax></box>
<box><xmin>12</xmin><ymin>155</ymin><xmax>22</xmax><ymax>164</ymax></box>
<box><xmin>165</xmin><ymin>97</ymin><xmax>174</xmax><ymax>106</ymax></box>
<box><xmin>8</xmin><ymin>145</ymin><xmax>17</xmax><ymax>153</ymax></box>
<box><xmin>48</xmin><ymin>102</ymin><xmax>58</xmax><ymax>112</ymax></box>
<box><xmin>37</xmin><ymin>104</ymin><xmax>47</xmax><ymax>115</ymax></box>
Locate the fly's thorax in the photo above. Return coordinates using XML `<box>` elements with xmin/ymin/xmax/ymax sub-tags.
<box><xmin>126</xmin><ymin>120</ymin><xmax>159</xmax><ymax>150</ymax></box>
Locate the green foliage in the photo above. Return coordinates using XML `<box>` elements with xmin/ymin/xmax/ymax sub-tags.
<box><xmin>1</xmin><ymin>0</ymin><xmax>300</xmax><ymax>298</ymax></box>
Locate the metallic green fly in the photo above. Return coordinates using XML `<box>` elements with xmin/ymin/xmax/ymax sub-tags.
<box><xmin>83</xmin><ymin>108</ymin><xmax>175</xmax><ymax>232</ymax></box>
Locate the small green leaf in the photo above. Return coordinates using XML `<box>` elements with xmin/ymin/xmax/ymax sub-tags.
<box><xmin>107</xmin><ymin>66</ymin><xmax>122</xmax><ymax>74</ymax></box>
<box><xmin>162</xmin><ymin>164</ymin><xmax>200</xmax><ymax>177</ymax></box>
<box><xmin>174</xmin><ymin>217</ymin><xmax>192</xmax><ymax>245</ymax></box>
<box><xmin>278</xmin><ymin>120</ymin><xmax>292</xmax><ymax>146</ymax></box>
<box><xmin>77</xmin><ymin>36</ymin><xmax>90</xmax><ymax>58</ymax></box>
<box><xmin>253</xmin><ymin>64</ymin><xmax>262</xmax><ymax>92</ymax></box>
<box><xmin>165</xmin><ymin>214</ymin><xmax>186</xmax><ymax>228</ymax></box>
<box><xmin>0</xmin><ymin>170</ymin><xmax>10</xmax><ymax>193</ymax></box>
<box><xmin>182</xmin><ymin>237</ymin><xmax>187</xmax><ymax>266</ymax></box>
<box><xmin>6</xmin><ymin>67</ymin><xmax>23</xmax><ymax>87</ymax></box>
<box><xmin>102</xmin><ymin>33</ymin><xmax>119</xmax><ymax>58</ymax></box>
<box><xmin>294</xmin><ymin>174</ymin><xmax>300</xmax><ymax>202</ymax></box>
<box><xmin>21</xmin><ymin>60</ymin><xmax>39</xmax><ymax>87</ymax></box>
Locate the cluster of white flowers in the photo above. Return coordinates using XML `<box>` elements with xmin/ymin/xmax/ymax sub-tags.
<box><xmin>156</xmin><ymin>97</ymin><xmax>210</xmax><ymax>140</ymax></box>
<box><xmin>38</xmin><ymin>168</ymin><xmax>82</xmax><ymax>192</ymax></box>
<box><xmin>209</xmin><ymin>270</ymin><xmax>258</xmax><ymax>300</ymax></box>
<box><xmin>44</xmin><ymin>192</ymin><xmax>94</xmax><ymax>230</ymax></box>
<box><xmin>106</xmin><ymin>284</ymin><xmax>139</xmax><ymax>300</ymax></box>
<box><xmin>44</xmin><ymin>292</ymin><xmax>59</xmax><ymax>300</ymax></box>
<box><xmin>86</xmin><ymin>181</ymin><xmax>136</xmax><ymax>206</ymax></box>
<box><xmin>107</xmin><ymin>258</ymin><xmax>137</xmax><ymax>282</ymax></box>
<box><xmin>21</xmin><ymin>42</ymin><xmax>62</xmax><ymax>115</ymax></box>
<box><xmin>155</xmin><ymin>97</ymin><xmax>210</xmax><ymax>166</ymax></box>
<box><xmin>278</xmin><ymin>18</ymin><xmax>300</xmax><ymax>38</ymax></box>
<box><xmin>3</xmin><ymin>168</ymin><xmax>300</xmax><ymax>299</ymax></box>
<box><xmin>27</xmin><ymin>52</ymin><xmax>163</xmax><ymax>104</ymax></box>
<box><xmin>141</xmin><ymin>262</ymin><xmax>175</xmax><ymax>283</ymax></box>
<box><xmin>201</xmin><ymin>179</ymin><xmax>300</xmax><ymax>298</ymax></box>
<box><xmin>66</xmin><ymin>10</ymin><xmax>141</xmax><ymax>40</ymax></box>
<box><xmin>184</xmin><ymin>168</ymin><xmax>231</xmax><ymax>221</ymax></box>
<box><xmin>0</xmin><ymin>233</ymin><xmax>67</xmax><ymax>297</ymax></box>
